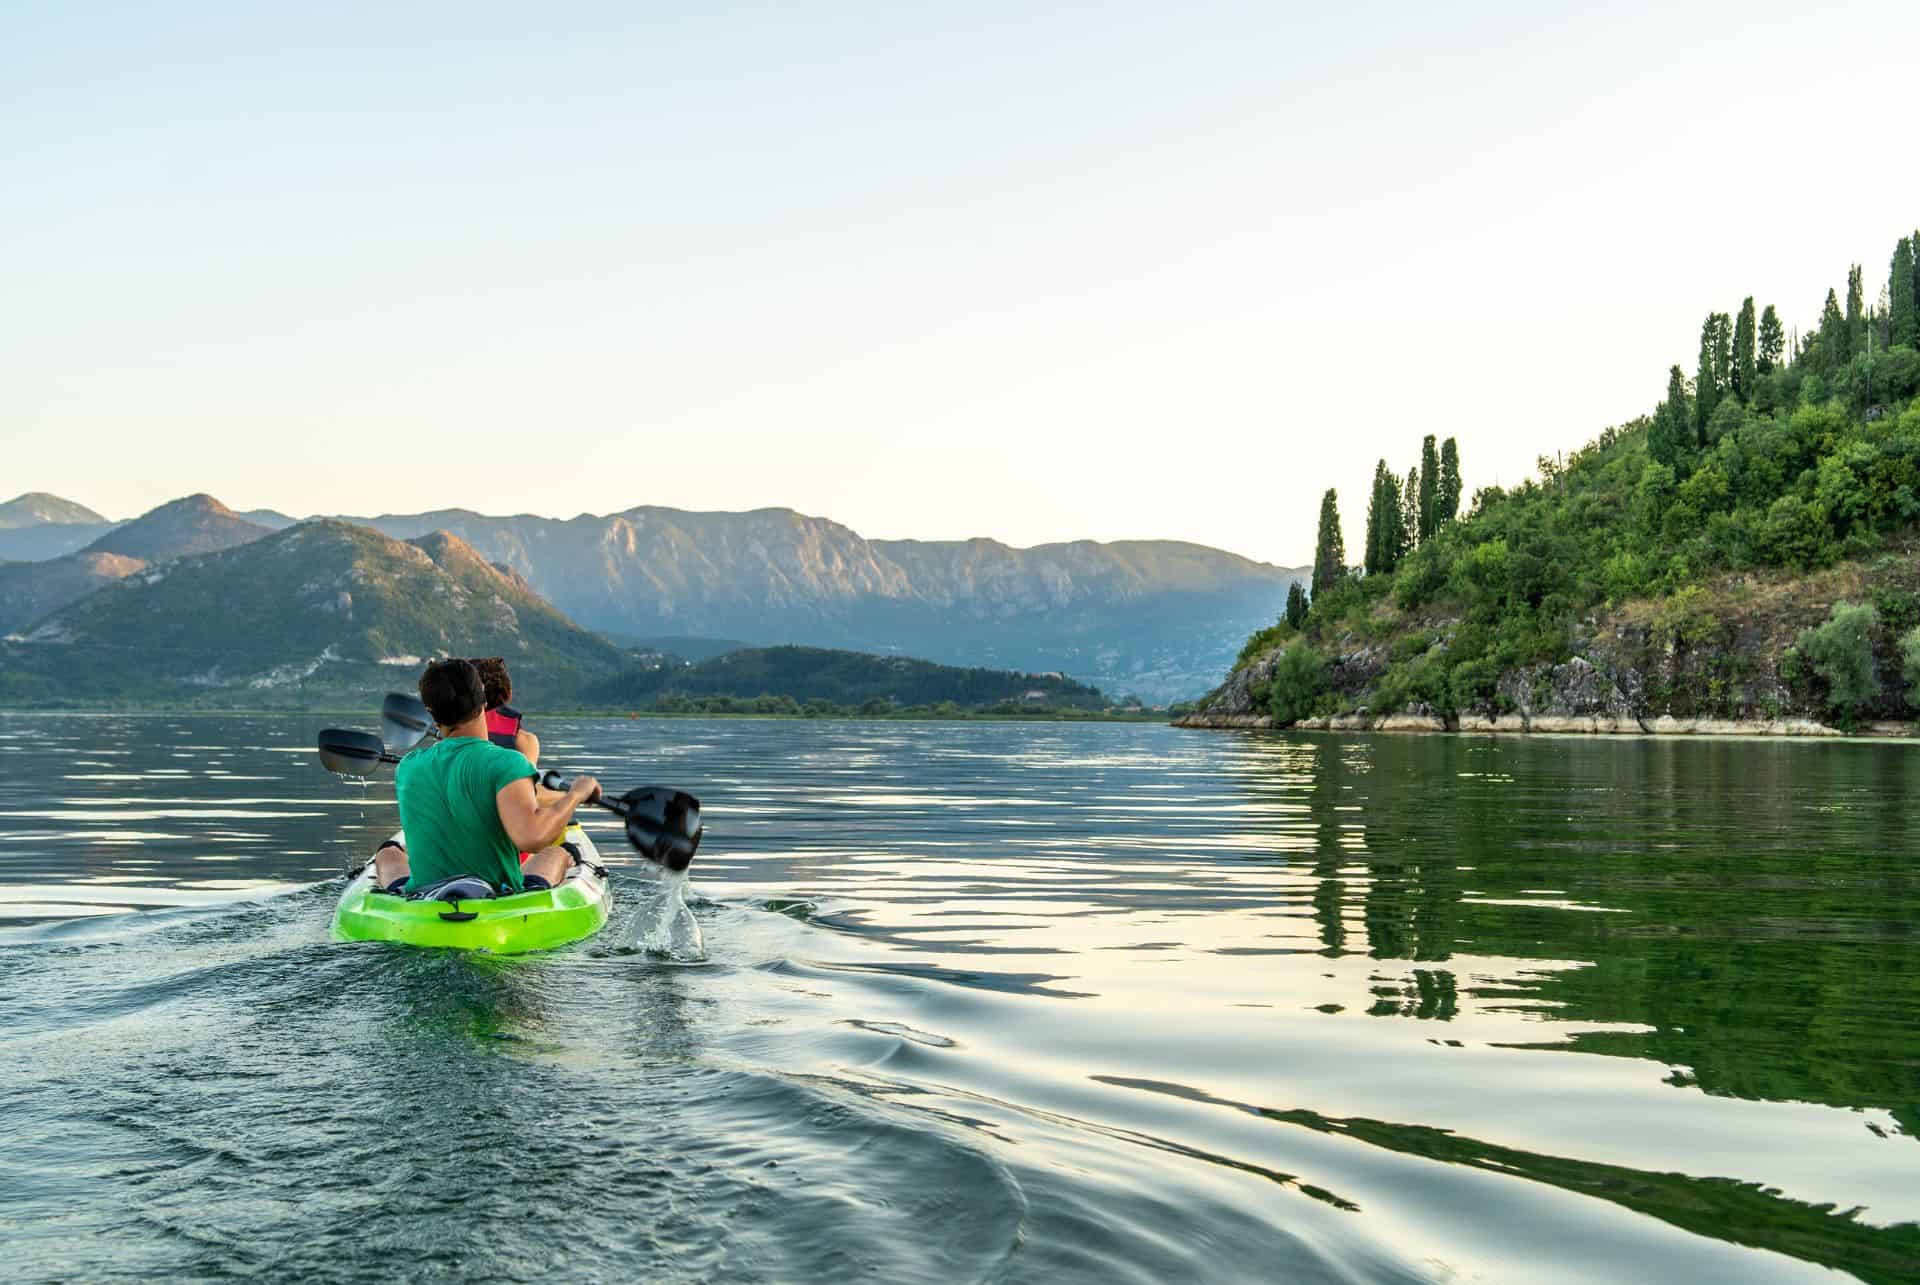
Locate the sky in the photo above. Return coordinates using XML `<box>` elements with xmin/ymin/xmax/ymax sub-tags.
<box><xmin>4</xmin><ymin>1</ymin><xmax>1919</xmax><ymax>566</ymax></box>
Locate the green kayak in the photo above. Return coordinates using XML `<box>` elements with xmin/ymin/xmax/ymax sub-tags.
<box><xmin>331</xmin><ymin>823</ymin><xmax>612</xmax><ymax>953</ymax></box>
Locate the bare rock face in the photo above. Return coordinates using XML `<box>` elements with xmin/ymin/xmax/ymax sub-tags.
<box><xmin>1495</xmin><ymin>657</ymin><xmax>1644</xmax><ymax>731</ymax></box>
<box><xmin>1199</xmin><ymin>649</ymin><xmax>1285</xmax><ymax>718</ymax></box>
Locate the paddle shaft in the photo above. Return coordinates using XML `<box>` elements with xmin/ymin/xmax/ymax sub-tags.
<box><xmin>539</xmin><ymin>770</ymin><xmax>631</xmax><ymax>818</ymax></box>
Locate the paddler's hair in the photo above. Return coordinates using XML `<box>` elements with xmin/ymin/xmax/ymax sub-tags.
<box><xmin>469</xmin><ymin>656</ymin><xmax>512</xmax><ymax>710</ymax></box>
<box><xmin>419</xmin><ymin>657</ymin><xmax>486</xmax><ymax>728</ymax></box>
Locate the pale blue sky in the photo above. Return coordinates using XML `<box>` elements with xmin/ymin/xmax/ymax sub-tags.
<box><xmin>4</xmin><ymin>1</ymin><xmax>1918</xmax><ymax>564</ymax></box>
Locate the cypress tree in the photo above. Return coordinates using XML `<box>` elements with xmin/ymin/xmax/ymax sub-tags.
<box><xmin>1893</xmin><ymin>237</ymin><xmax>1917</xmax><ymax>349</ymax></box>
<box><xmin>1710</xmin><ymin>312</ymin><xmax>1732</xmax><ymax>397</ymax></box>
<box><xmin>1695</xmin><ymin>316</ymin><xmax>1717</xmax><ymax>437</ymax></box>
<box><xmin>1650</xmin><ymin>365</ymin><xmax>1689</xmax><ymax>465</ymax></box>
<box><xmin>1437</xmin><ymin>438</ymin><xmax>1461</xmax><ymax>525</ymax></box>
<box><xmin>1819</xmin><ymin>288</ymin><xmax>1847</xmax><ymax>372</ymax></box>
<box><xmin>1401</xmin><ymin>468</ymin><xmax>1419</xmax><ymax>559</ymax></box>
<box><xmin>1311</xmin><ymin>489</ymin><xmax>1345</xmax><ymax>598</ymax></box>
<box><xmin>1904</xmin><ymin>227</ymin><xmax>1920</xmax><ymax>334</ymax></box>
<box><xmin>1733</xmin><ymin>298</ymin><xmax>1756</xmax><ymax>399</ymax></box>
<box><xmin>1285</xmin><ymin>581</ymin><xmax>1309</xmax><ymax>630</ymax></box>
<box><xmin>1416</xmin><ymin>435</ymin><xmax>1439</xmax><ymax>542</ymax></box>
<box><xmin>1846</xmin><ymin>264</ymin><xmax>1865</xmax><ymax>356</ymax></box>
<box><xmin>1758</xmin><ymin>305</ymin><xmax>1784</xmax><ymax>373</ymax></box>
<box><xmin>1363</xmin><ymin>462</ymin><xmax>1392</xmax><ymax>575</ymax></box>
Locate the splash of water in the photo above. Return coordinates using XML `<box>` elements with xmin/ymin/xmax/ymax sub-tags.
<box><xmin>636</xmin><ymin>868</ymin><xmax>705</xmax><ymax>959</ymax></box>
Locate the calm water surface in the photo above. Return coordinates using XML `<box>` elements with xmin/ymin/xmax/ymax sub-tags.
<box><xmin>1</xmin><ymin>716</ymin><xmax>1916</xmax><ymax>1282</ymax></box>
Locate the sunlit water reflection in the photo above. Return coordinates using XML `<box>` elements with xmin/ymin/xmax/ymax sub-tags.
<box><xmin>0</xmin><ymin>715</ymin><xmax>1915</xmax><ymax>1281</ymax></box>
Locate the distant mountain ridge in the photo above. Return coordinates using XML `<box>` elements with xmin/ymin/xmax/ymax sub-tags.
<box><xmin>343</xmin><ymin>506</ymin><xmax>1304</xmax><ymax>700</ymax></box>
<box><xmin>1</xmin><ymin>492</ymin><xmax>1304</xmax><ymax>699</ymax></box>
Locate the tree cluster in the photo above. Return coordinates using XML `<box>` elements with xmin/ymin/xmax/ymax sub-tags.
<box><xmin>1363</xmin><ymin>435</ymin><xmax>1462</xmax><ymax>575</ymax></box>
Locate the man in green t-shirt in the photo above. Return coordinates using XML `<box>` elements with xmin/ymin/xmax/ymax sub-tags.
<box><xmin>373</xmin><ymin>658</ymin><xmax>600</xmax><ymax>895</ymax></box>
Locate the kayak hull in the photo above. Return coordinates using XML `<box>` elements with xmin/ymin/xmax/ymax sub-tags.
<box><xmin>331</xmin><ymin>824</ymin><xmax>611</xmax><ymax>953</ymax></box>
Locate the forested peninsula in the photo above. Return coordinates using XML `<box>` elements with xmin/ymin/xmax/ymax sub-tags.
<box><xmin>1184</xmin><ymin>225</ymin><xmax>1920</xmax><ymax>736</ymax></box>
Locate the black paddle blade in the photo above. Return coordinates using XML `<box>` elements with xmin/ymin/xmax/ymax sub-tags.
<box><xmin>318</xmin><ymin>728</ymin><xmax>394</xmax><ymax>776</ymax></box>
<box><xmin>621</xmin><ymin>787</ymin><xmax>703</xmax><ymax>872</ymax></box>
<box><xmin>380</xmin><ymin>692</ymin><xmax>434</xmax><ymax>754</ymax></box>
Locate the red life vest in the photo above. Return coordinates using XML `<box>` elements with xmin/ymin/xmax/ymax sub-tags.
<box><xmin>486</xmin><ymin>704</ymin><xmax>523</xmax><ymax>750</ymax></box>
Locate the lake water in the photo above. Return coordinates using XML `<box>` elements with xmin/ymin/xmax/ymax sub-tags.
<box><xmin>1</xmin><ymin>715</ymin><xmax>1916</xmax><ymax>1282</ymax></box>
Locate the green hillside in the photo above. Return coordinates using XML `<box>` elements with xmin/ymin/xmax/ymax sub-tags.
<box><xmin>585</xmin><ymin>644</ymin><xmax>1111</xmax><ymax>714</ymax></box>
<box><xmin>1216</xmin><ymin>223</ymin><xmax>1920</xmax><ymax>730</ymax></box>
<box><xmin>0</xmin><ymin>520</ymin><xmax>623</xmax><ymax>706</ymax></box>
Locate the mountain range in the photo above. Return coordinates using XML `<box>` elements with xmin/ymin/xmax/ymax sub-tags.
<box><xmin>2</xmin><ymin>520</ymin><xmax>621</xmax><ymax>705</ymax></box>
<box><xmin>0</xmin><ymin>492</ymin><xmax>1304</xmax><ymax>701</ymax></box>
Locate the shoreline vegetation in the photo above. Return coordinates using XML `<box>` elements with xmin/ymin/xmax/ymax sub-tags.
<box><xmin>1188</xmin><ymin>224</ymin><xmax>1920</xmax><ymax>739</ymax></box>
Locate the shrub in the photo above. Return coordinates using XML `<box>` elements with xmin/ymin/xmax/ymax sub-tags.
<box><xmin>1874</xmin><ymin>586</ymin><xmax>1920</xmax><ymax>634</ymax></box>
<box><xmin>1901</xmin><ymin>626</ymin><xmax>1920</xmax><ymax>706</ymax></box>
<box><xmin>1759</xmin><ymin>494</ymin><xmax>1837</xmax><ymax>568</ymax></box>
<box><xmin>1448</xmin><ymin>657</ymin><xmax>1499</xmax><ymax>712</ymax></box>
<box><xmin>1233</xmin><ymin>620</ymin><xmax>1293</xmax><ymax>671</ymax></box>
<box><xmin>1267</xmin><ymin>643</ymin><xmax>1326</xmax><ymax>726</ymax></box>
<box><xmin>1795</xmin><ymin>601</ymin><xmax>1879</xmax><ymax>722</ymax></box>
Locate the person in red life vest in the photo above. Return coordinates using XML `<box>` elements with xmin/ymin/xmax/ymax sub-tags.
<box><xmin>469</xmin><ymin>656</ymin><xmax>563</xmax><ymax>867</ymax></box>
<box><xmin>470</xmin><ymin>656</ymin><xmax>540</xmax><ymax>766</ymax></box>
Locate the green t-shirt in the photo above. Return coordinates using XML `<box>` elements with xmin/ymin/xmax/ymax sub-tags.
<box><xmin>395</xmin><ymin>737</ymin><xmax>538</xmax><ymax>892</ymax></box>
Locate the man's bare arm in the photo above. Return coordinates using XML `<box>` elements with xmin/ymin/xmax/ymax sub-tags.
<box><xmin>496</xmin><ymin>774</ymin><xmax>600</xmax><ymax>852</ymax></box>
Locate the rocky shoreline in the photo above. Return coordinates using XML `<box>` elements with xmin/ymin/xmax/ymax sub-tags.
<box><xmin>1171</xmin><ymin>710</ymin><xmax>1920</xmax><ymax>737</ymax></box>
<box><xmin>1178</xmin><ymin>640</ymin><xmax>1920</xmax><ymax>738</ymax></box>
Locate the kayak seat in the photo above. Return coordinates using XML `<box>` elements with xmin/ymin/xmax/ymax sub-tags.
<box><xmin>406</xmin><ymin>875</ymin><xmax>496</xmax><ymax>904</ymax></box>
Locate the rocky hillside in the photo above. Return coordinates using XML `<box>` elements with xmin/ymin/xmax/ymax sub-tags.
<box><xmin>1187</xmin><ymin>553</ymin><xmax>1920</xmax><ymax>735</ymax></box>
<box><xmin>0</xmin><ymin>521</ymin><xmax>623</xmax><ymax>706</ymax></box>
<box><xmin>0</xmin><ymin>552</ymin><xmax>147</xmax><ymax>638</ymax></box>
<box><xmin>349</xmin><ymin>506</ymin><xmax>1303</xmax><ymax>701</ymax></box>
<box><xmin>0</xmin><ymin>494</ymin><xmax>275</xmax><ymax>634</ymax></box>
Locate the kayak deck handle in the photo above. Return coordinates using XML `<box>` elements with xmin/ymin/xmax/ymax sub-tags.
<box><xmin>438</xmin><ymin>908</ymin><xmax>479</xmax><ymax>923</ymax></box>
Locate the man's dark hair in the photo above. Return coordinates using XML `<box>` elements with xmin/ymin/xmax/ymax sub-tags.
<box><xmin>419</xmin><ymin>657</ymin><xmax>486</xmax><ymax>728</ymax></box>
<box><xmin>469</xmin><ymin>656</ymin><xmax>512</xmax><ymax>710</ymax></box>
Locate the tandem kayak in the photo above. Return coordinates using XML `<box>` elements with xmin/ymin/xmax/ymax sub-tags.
<box><xmin>331</xmin><ymin>823</ymin><xmax>612</xmax><ymax>953</ymax></box>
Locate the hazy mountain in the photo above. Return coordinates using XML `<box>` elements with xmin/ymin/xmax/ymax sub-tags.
<box><xmin>1</xmin><ymin>520</ymin><xmax>623</xmax><ymax>705</ymax></box>
<box><xmin>0</xmin><ymin>493</ymin><xmax>107</xmax><ymax>528</ymax></box>
<box><xmin>80</xmin><ymin>494</ymin><xmax>271</xmax><ymax>561</ymax></box>
<box><xmin>0</xmin><ymin>494</ymin><xmax>278</xmax><ymax>634</ymax></box>
<box><xmin>0</xmin><ymin>492</ymin><xmax>118</xmax><ymax>561</ymax></box>
<box><xmin>347</xmin><ymin>506</ymin><xmax>1304</xmax><ymax>700</ymax></box>
<box><xmin>0</xmin><ymin>522</ymin><xmax>121</xmax><ymax>562</ymax></box>
<box><xmin>239</xmin><ymin>508</ymin><xmax>300</xmax><ymax>529</ymax></box>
